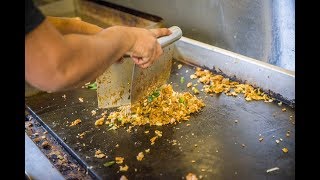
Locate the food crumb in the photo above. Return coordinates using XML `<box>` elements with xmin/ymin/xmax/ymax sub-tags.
<box><xmin>178</xmin><ymin>64</ymin><xmax>183</xmax><ymax>69</ymax></box>
<box><xmin>137</xmin><ymin>152</ymin><xmax>144</xmax><ymax>161</ymax></box>
<box><xmin>41</xmin><ymin>141</ymin><xmax>50</xmax><ymax>148</ymax></box>
<box><xmin>145</xmin><ymin>149</ymin><xmax>150</xmax><ymax>153</ymax></box>
<box><xmin>79</xmin><ymin>97</ymin><xmax>84</xmax><ymax>102</ymax></box>
<box><xmin>115</xmin><ymin>144</ymin><xmax>119</xmax><ymax>148</ymax></box>
<box><xmin>144</xmin><ymin>130</ymin><xmax>149</xmax><ymax>134</ymax></box>
<box><xmin>286</xmin><ymin>133</ymin><xmax>290</xmax><ymax>137</ymax></box>
<box><xmin>280</xmin><ymin>138</ymin><xmax>283</xmax><ymax>141</ymax></box>
<box><xmin>115</xmin><ymin>157</ymin><xmax>124</xmax><ymax>164</ymax></box>
<box><xmin>150</xmin><ymin>136</ymin><xmax>158</xmax><ymax>145</ymax></box>
<box><xmin>191</xmin><ymin>160</ymin><xmax>196</xmax><ymax>163</ymax></box>
<box><xmin>276</xmin><ymin>140</ymin><xmax>280</xmax><ymax>144</ymax></box>
<box><xmin>95</xmin><ymin>117</ymin><xmax>104</xmax><ymax>126</ymax></box>
<box><xmin>282</xmin><ymin>148</ymin><xmax>288</xmax><ymax>153</ymax></box>
<box><xmin>278</xmin><ymin>101</ymin><xmax>282</xmax><ymax>106</ymax></box>
<box><xmin>186</xmin><ymin>124</ymin><xmax>191</xmax><ymax>126</ymax></box>
<box><xmin>120</xmin><ymin>175</ymin><xmax>128</xmax><ymax>180</ymax></box>
<box><xmin>94</xmin><ymin>150</ymin><xmax>106</xmax><ymax>159</ymax></box>
<box><xmin>62</xmin><ymin>94</ymin><xmax>66</xmax><ymax>99</ymax></box>
<box><xmin>259</xmin><ymin>137</ymin><xmax>264</xmax><ymax>142</ymax></box>
<box><xmin>282</xmin><ymin>108</ymin><xmax>286</xmax><ymax>112</ymax></box>
<box><xmin>201</xmin><ymin>169</ymin><xmax>206</xmax><ymax>172</ymax></box>
<box><xmin>155</xmin><ymin>130</ymin><xmax>163</xmax><ymax>137</ymax></box>
<box><xmin>119</xmin><ymin>165</ymin><xmax>129</xmax><ymax>172</ymax></box>
<box><xmin>266</xmin><ymin>167</ymin><xmax>280</xmax><ymax>173</ymax></box>
<box><xmin>91</xmin><ymin>110</ymin><xmax>96</xmax><ymax>116</ymax></box>
<box><xmin>186</xmin><ymin>173</ymin><xmax>198</xmax><ymax>180</ymax></box>
<box><xmin>235</xmin><ymin>120</ymin><xmax>238</xmax><ymax>123</ymax></box>
<box><xmin>70</xmin><ymin>119</ymin><xmax>81</xmax><ymax>127</ymax></box>
<box><xmin>187</xmin><ymin>82</ymin><xmax>193</xmax><ymax>88</ymax></box>
<box><xmin>241</xmin><ymin>144</ymin><xmax>246</xmax><ymax>147</ymax></box>
<box><xmin>190</xmin><ymin>74</ymin><xmax>197</xmax><ymax>79</ymax></box>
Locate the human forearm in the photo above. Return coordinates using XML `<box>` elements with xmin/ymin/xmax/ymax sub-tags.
<box><xmin>47</xmin><ymin>16</ymin><xmax>103</xmax><ymax>35</ymax></box>
<box><xmin>55</xmin><ymin>26</ymin><xmax>135</xmax><ymax>90</ymax></box>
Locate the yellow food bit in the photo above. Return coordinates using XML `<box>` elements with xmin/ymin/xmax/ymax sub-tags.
<box><xmin>70</xmin><ymin>119</ymin><xmax>81</xmax><ymax>127</ymax></box>
<box><xmin>119</xmin><ymin>165</ymin><xmax>129</xmax><ymax>172</ymax></box>
<box><xmin>155</xmin><ymin>130</ymin><xmax>163</xmax><ymax>137</ymax></box>
<box><xmin>282</xmin><ymin>148</ymin><xmax>288</xmax><ymax>153</ymax></box>
<box><xmin>115</xmin><ymin>157</ymin><xmax>124</xmax><ymax>164</ymax></box>
<box><xmin>150</xmin><ymin>136</ymin><xmax>158</xmax><ymax>145</ymax></box>
<box><xmin>136</xmin><ymin>152</ymin><xmax>144</xmax><ymax>161</ymax></box>
<box><xmin>95</xmin><ymin>117</ymin><xmax>104</xmax><ymax>126</ymax></box>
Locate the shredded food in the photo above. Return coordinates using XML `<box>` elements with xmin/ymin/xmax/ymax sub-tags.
<box><xmin>106</xmin><ymin>84</ymin><xmax>205</xmax><ymax>129</ymax></box>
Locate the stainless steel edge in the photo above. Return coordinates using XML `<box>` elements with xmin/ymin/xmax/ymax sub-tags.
<box><xmin>173</xmin><ymin>37</ymin><xmax>295</xmax><ymax>103</ymax></box>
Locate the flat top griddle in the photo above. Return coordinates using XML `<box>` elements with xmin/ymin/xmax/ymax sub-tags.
<box><xmin>25</xmin><ymin>60</ymin><xmax>295</xmax><ymax>180</ymax></box>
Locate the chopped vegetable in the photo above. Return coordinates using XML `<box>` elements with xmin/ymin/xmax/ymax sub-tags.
<box><xmin>87</xmin><ymin>82</ymin><xmax>97</xmax><ymax>90</ymax></box>
<box><xmin>180</xmin><ymin>77</ymin><xmax>185</xmax><ymax>83</ymax></box>
<box><xmin>179</xmin><ymin>97</ymin><xmax>185</xmax><ymax>104</ymax></box>
<box><xmin>103</xmin><ymin>161</ymin><xmax>115</xmax><ymax>167</ymax></box>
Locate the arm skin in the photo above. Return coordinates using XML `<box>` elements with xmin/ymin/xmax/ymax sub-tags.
<box><xmin>25</xmin><ymin>17</ymin><xmax>171</xmax><ymax>92</ymax></box>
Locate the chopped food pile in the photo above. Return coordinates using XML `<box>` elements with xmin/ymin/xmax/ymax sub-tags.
<box><xmin>106</xmin><ymin>84</ymin><xmax>205</xmax><ymax>129</ymax></box>
<box><xmin>191</xmin><ymin>67</ymin><xmax>272</xmax><ymax>102</ymax></box>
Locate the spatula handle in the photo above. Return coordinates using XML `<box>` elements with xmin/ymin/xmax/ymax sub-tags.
<box><xmin>157</xmin><ymin>26</ymin><xmax>182</xmax><ymax>48</ymax></box>
<box><xmin>123</xmin><ymin>26</ymin><xmax>182</xmax><ymax>58</ymax></box>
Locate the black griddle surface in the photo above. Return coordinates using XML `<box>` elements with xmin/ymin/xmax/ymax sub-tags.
<box><xmin>25</xmin><ymin>61</ymin><xmax>295</xmax><ymax>180</ymax></box>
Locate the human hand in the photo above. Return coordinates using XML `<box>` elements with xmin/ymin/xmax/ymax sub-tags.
<box><xmin>127</xmin><ymin>27</ymin><xmax>172</xmax><ymax>68</ymax></box>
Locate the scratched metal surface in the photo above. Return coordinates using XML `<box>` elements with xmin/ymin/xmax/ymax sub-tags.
<box><xmin>25</xmin><ymin>60</ymin><xmax>295</xmax><ymax>180</ymax></box>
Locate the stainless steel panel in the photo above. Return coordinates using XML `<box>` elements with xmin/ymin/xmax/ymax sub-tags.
<box><xmin>104</xmin><ymin>0</ymin><xmax>295</xmax><ymax>71</ymax></box>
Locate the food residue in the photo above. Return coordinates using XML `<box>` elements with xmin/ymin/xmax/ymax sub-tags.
<box><xmin>259</xmin><ymin>137</ymin><xmax>264</xmax><ymax>142</ymax></box>
<box><xmin>95</xmin><ymin>117</ymin><xmax>104</xmax><ymax>126</ymax></box>
<box><xmin>282</xmin><ymin>148</ymin><xmax>288</xmax><ymax>153</ymax></box>
<box><xmin>103</xmin><ymin>161</ymin><xmax>115</xmax><ymax>167</ymax></box>
<box><xmin>136</xmin><ymin>152</ymin><xmax>144</xmax><ymax>161</ymax></box>
<box><xmin>178</xmin><ymin>64</ymin><xmax>183</xmax><ymax>69</ymax></box>
<box><xmin>91</xmin><ymin>110</ymin><xmax>97</xmax><ymax>116</ymax></box>
<box><xmin>150</xmin><ymin>136</ymin><xmax>158</xmax><ymax>145</ymax></box>
<box><xmin>186</xmin><ymin>173</ymin><xmax>198</xmax><ymax>180</ymax></box>
<box><xmin>106</xmin><ymin>84</ymin><xmax>205</xmax><ymax>128</ymax></box>
<box><xmin>95</xmin><ymin>150</ymin><xmax>106</xmax><ymax>159</ymax></box>
<box><xmin>115</xmin><ymin>157</ymin><xmax>124</xmax><ymax>164</ymax></box>
<box><xmin>266</xmin><ymin>167</ymin><xmax>280</xmax><ymax>173</ymax></box>
<box><xmin>145</xmin><ymin>149</ymin><xmax>150</xmax><ymax>153</ymax></box>
<box><xmin>191</xmin><ymin>67</ymin><xmax>271</xmax><ymax>102</ymax></box>
<box><xmin>120</xmin><ymin>175</ymin><xmax>128</xmax><ymax>180</ymax></box>
<box><xmin>70</xmin><ymin>119</ymin><xmax>81</xmax><ymax>127</ymax></box>
<box><xmin>282</xmin><ymin>108</ymin><xmax>287</xmax><ymax>112</ymax></box>
<box><xmin>187</xmin><ymin>82</ymin><xmax>193</xmax><ymax>88</ymax></box>
<box><xmin>79</xmin><ymin>97</ymin><xmax>84</xmax><ymax>102</ymax></box>
<box><xmin>155</xmin><ymin>130</ymin><xmax>163</xmax><ymax>137</ymax></box>
<box><xmin>119</xmin><ymin>165</ymin><xmax>129</xmax><ymax>172</ymax></box>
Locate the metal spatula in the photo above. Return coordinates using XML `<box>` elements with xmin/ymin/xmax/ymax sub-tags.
<box><xmin>97</xmin><ymin>26</ymin><xmax>182</xmax><ymax>109</ymax></box>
